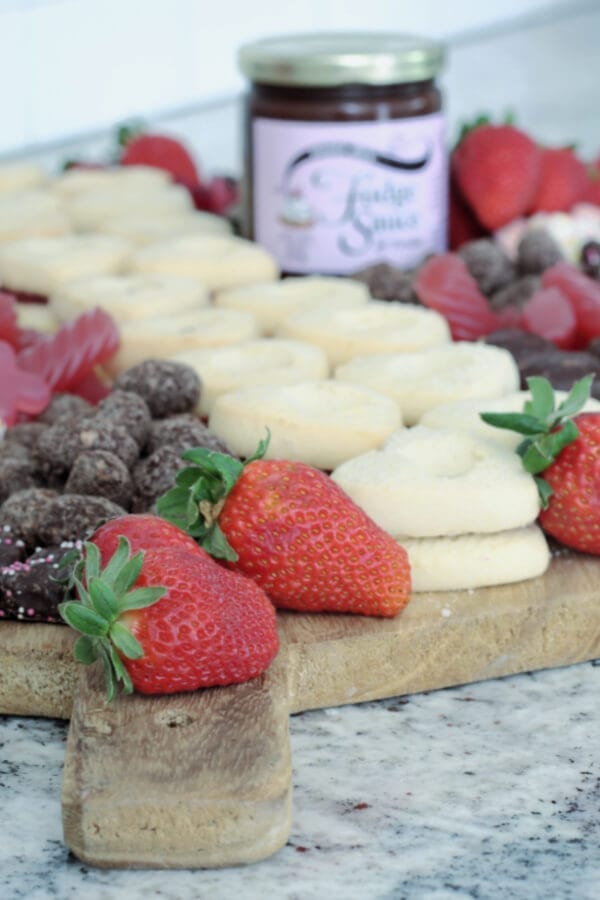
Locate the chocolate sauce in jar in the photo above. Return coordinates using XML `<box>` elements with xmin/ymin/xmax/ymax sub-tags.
<box><xmin>238</xmin><ymin>32</ymin><xmax>448</xmax><ymax>276</ymax></box>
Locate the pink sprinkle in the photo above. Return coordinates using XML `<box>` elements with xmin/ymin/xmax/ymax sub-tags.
<box><xmin>0</xmin><ymin>611</ymin><xmax>5</xmax><ymax>617</ymax></box>
<box><xmin>27</xmin><ymin>608</ymin><xmax>35</xmax><ymax>616</ymax></box>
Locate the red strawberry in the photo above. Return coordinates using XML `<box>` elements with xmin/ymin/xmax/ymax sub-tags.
<box><xmin>156</xmin><ymin>440</ymin><xmax>411</xmax><ymax>617</ymax></box>
<box><xmin>538</xmin><ymin>411</ymin><xmax>600</xmax><ymax>553</ymax></box>
<box><xmin>448</xmin><ymin>176</ymin><xmax>488</xmax><ymax>250</ymax></box>
<box><xmin>481</xmin><ymin>375</ymin><xmax>600</xmax><ymax>553</ymax></box>
<box><xmin>528</xmin><ymin>147</ymin><xmax>588</xmax><ymax>213</ymax></box>
<box><xmin>120</xmin><ymin>133</ymin><xmax>200</xmax><ymax>188</ymax></box>
<box><xmin>413</xmin><ymin>253</ymin><xmax>499</xmax><ymax>340</ymax></box>
<box><xmin>59</xmin><ymin>519</ymin><xmax>278</xmax><ymax>698</ymax></box>
<box><xmin>189</xmin><ymin>176</ymin><xmax>240</xmax><ymax>215</ymax></box>
<box><xmin>452</xmin><ymin>124</ymin><xmax>542</xmax><ymax>230</ymax></box>
<box><xmin>92</xmin><ymin>513</ymin><xmax>202</xmax><ymax>561</ymax></box>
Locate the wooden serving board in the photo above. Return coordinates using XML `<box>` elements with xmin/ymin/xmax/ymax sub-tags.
<box><xmin>2</xmin><ymin>551</ymin><xmax>600</xmax><ymax>868</ymax></box>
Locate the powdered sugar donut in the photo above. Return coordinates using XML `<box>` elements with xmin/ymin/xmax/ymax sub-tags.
<box><xmin>131</xmin><ymin>235</ymin><xmax>278</xmax><ymax>291</ymax></box>
<box><xmin>421</xmin><ymin>390</ymin><xmax>600</xmax><ymax>449</ymax></box>
<box><xmin>401</xmin><ymin>525</ymin><xmax>550</xmax><ymax>592</ymax></box>
<box><xmin>335</xmin><ymin>342</ymin><xmax>519</xmax><ymax>425</ymax></box>
<box><xmin>331</xmin><ymin>425</ymin><xmax>540</xmax><ymax>536</ymax></box>
<box><xmin>52</xmin><ymin>274</ymin><xmax>209</xmax><ymax>324</ymax></box>
<box><xmin>209</xmin><ymin>380</ymin><xmax>401</xmax><ymax>469</ymax></box>
<box><xmin>0</xmin><ymin>190</ymin><xmax>70</xmax><ymax>245</ymax></box>
<box><xmin>214</xmin><ymin>276</ymin><xmax>370</xmax><ymax>335</ymax></box>
<box><xmin>0</xmin><ymin>235</ymin><xmax>131</xmax><ymax>295</ymax></box>
<box><xmin>0</xmin><ymin>162</ymin><xmax>47</xmax><ymax>194</ymax></box>
<box><xmin>98</xmin><ymin>210</ymin><xmax>232</xmax><ymax>246</ymax></box>
<box><xmin>173</xmin><ymin>338</ymin><xmax>329</xmax><ymax>416</ymax></box>
<box><xmin>106</xmin><ymin>307</ymin><xmax>259</xmax><ymax>374</ymax></box>
<box><xmin>276</xmin><ymin>300</ymin><xmax>450</xmax><ymax>367</ymax></box>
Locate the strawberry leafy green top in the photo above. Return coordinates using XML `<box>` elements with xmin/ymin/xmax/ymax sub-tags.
<box><xmin>480</xmin><ymin>375</ymin><xmax>594</xmax><ymax>508</ymax></box>
<box><xmin>59</xmin><ymin>537</ymin><xmax>166</xmax><ymax>701</ymax></box>
<box><xmin>156</xmin><ymin>433</ymin><xmax>270</xmax><ymax>562</ymax></box>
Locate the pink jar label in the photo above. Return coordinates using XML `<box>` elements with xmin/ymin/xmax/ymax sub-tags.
<box><xmin>252</xmin><ymin>113</ymin><xmax>448</xmax><ymax>274</ymax></box>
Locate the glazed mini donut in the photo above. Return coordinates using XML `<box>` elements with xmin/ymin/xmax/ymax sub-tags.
<box><xmin>52</xmin><ymin>274</ymin><xmax>209</xmax><ymax>324</ymax></box>
<box><xmin>421</xmin><ymin>390</ymin><xmax>600</xmax><ymax>449</ymax></box>
<box><xmin>334</xmin><ymin>342</ymin><xmax>519</xmax><ymax>425</ymax></box>
<box><xmin>214</xmin><ymin>276</ymin><xmax>370</xmax><ymax>335</ymax></box>
<box><xmin>276</xmin><ymin>300</ymin><xmax>450</xmax><ymax>367</ymax></box>
<box><xmin>400</xmin><ymin>524</ymin><xmax>550</xmax><ymax>592</ymax></box>
<box><xmin>331</xmin><ymin>425</ymin><xmax>540</xmax><ymax>537</ymax></box>
<box><xmin>106</xmin><ymin>307</ymin><xmax>259</xmax><ymax>375</ymax></box>
<box><xmin>130</xmin><ymin>235</ymin><xmax>279</xmax><ymax>292</ymax></box>
<box><xmin>173</xmin><ymin>338</ymin><xmax>329</xmax><ymax>416</ymax></box>
<box><xmin>0</xmin><ymin>235</ymin><xmax>131</xmax><ymax>295</ymax></box>
<box><xmin>208</xmin><ymin>380</ymin><xmax>401</xmax><ymax>470</ymax></box>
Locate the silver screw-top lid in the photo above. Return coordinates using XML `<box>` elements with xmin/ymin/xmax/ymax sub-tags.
<box><xmin>238</xmin><ymin>32</ymin><xmax>445</xmax><ymax>87</ymax></box>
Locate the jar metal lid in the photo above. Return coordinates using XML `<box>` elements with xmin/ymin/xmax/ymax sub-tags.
<box><xmin>238</xmin><ymin>32</ymin><xmax>445</xmax><ymax>87</ymax></box>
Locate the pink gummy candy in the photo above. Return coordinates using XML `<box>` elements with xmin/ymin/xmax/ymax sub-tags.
<box><xmin>0</xmin><ymin>340</ymin><xmax>51</xmax><ymax>427</ymax></box>
<box><xmin>17</xmin><ymin>306</ymin><xmax>119</xmax><ymax>392</ymax></box>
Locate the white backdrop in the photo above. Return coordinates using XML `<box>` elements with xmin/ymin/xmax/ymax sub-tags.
<box><xmin>0</xmin><ymin>0</ymin><xmax>573</xmax><ymax>155</ymax></box>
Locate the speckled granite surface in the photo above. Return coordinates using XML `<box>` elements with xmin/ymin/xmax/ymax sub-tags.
<box><xmin>1</xmin><ymin>661</ymin><xmax>598</xmax><ymax>899</ymax></box>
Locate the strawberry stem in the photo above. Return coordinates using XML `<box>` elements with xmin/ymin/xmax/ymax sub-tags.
<box><xmin>156</xmin><ymin>431</ymin><xmax>271</xmax><ymax>561</ymax></box>
<box><xmin>59</xmin><ymin>537</ymin><xmax>166</xmax><ymax>700</ymax></box>
<box><xmin>480</xmin><ymin>375</ymin><xmax>594</xmax><ymax>508</ymax></box>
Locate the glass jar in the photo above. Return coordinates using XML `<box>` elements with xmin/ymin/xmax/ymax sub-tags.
<box><xmin>238</xmin><ymin>32</ymin><xmax>447</xmax><ymax>276</ymax></box>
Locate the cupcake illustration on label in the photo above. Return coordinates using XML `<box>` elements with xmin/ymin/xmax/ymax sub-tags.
<box><xmin>279</xmin><ymin>189</ymin><xmax>315</xmax><ymax>228</ymax></box>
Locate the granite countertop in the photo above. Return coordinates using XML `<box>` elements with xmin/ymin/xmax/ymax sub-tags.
<box><xmin>1</xmin><ymin>660</ymin><xmax>598</xmax><ymax>900</ymax></box>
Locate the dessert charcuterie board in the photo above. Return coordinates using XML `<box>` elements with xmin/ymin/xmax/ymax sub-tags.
<box><xmin>1</xmin><ymin>550</ymin><xmax>599</xmax><ymax>868</ymax></box>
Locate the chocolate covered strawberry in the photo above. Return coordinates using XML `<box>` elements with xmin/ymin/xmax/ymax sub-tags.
<box><xmin>481</xmin><ymin>375</ymin><xmax>600</xmax><ymax>554</ymax></box>
<box><xmin>60</xmin><ymin>515</ymin><xmax>278</xmax><ymax>698</ymax></box>
<box><xmin>157</xmin><ymin>438</ymin><xmax>411</xmax><ymax>617</ymax></box>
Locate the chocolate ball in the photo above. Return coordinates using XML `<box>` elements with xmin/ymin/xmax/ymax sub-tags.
<box><xmin>132</xmin><ymin>446</ymin><xmax>188</xmax><ymax>513</ymax></box>
<box><xmin>93</xmin><ymin>390</ymin><xmax>152</xmax><ymax>448</ymax></box>
<box><xmin>37</xmin><ymin>393</ymin><xmax>94</xmax><ymax>425</ymax></box>
<box><xmin>146</xmin><ymin>414</ymin><xmax>232</xmax><ymax>457</ymax></box>
<box><xmin>458</xmin><ymin>239</ymin><xmax>515</xmax><ymax>295</ymax></box>
<box><xmin>37</xmin><ymin>420</ymin><xmax>140</xmax><ymax>478</ymax></box>
<box><xmin>114</xmin><ymin>359</ymin><xmax>201</xmax><ymax>418</ymax></box>
<box><xmin>0</xmin><ymin>488</ymin><xmax>59</xmax><ymax>548</ymax></box>
<box><xmin>37</xmin><ymin>494</ymin><xmax>126</xmax><ymax>546</ymax></box>
<box><xmin>65</xmin><ymin>450</ymin><xmax>133</xmax><ymax>509</ymax></box>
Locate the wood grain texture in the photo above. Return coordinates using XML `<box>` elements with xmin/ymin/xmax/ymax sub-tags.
<box><xmin>281</xmin><ymin>553</ymin><xmax>600</xmax><ymax>712</ymax></box>
<box><xmin>0</xmin><ymin>622</ymin><xmax>76</xmax><ymax>718</ymax></box>
<box><xmin>61</xmin><ymin>647</ymin><xmax>292</xmax><ymax>868</ymax></box>
<box><xmin>3</xmin><ymin>552</ymin><xmax>600</xmax><ymax>869</ymax></box>
<box><xmin>1</xmin><ymin>552</ymin><xmax>600</xmax><ymax>720</ymax></box>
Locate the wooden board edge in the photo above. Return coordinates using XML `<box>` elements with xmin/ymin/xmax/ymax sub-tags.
<box><xmin>61</xmin><ymin>649</ymin><xmax>294</xmax><ymax>868</ymax></box>
<box><xmin>0</xmin><ymin>622</ymin><xmax>76</xmax><ymax>719</ymax></box>
<box><xmin>284</xmin><ymin>582</ymin><xmax>600</xmax><ymax>713</ymax></box>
